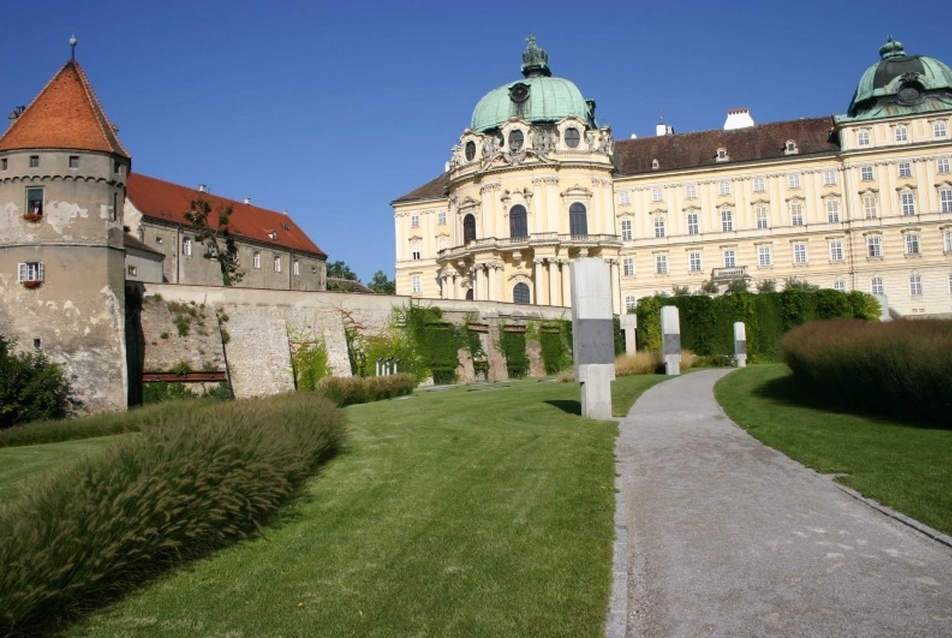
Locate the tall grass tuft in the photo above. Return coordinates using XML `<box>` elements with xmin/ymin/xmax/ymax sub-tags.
<box><xmin>781</xmin><ymin>318</ymin><xmax>952</xmax><ymax>427</ymax></box>
<box><xmin>615</xmin><ymin>350</ymin><xmax>697</xmax><ymax>376</ymax></box>
<box><xmin>0</xmin><ymin>393</ymin><xmax>346</xmax><ymax>636</ymax></box>
<box><xmin>318</xmin><ymin>373</ymin><xmax>416</xmax><ymax>407</ymax></box>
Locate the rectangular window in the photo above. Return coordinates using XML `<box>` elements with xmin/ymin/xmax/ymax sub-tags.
<box><xmin>939</xmin><ymin>158</ymin><xmax>950</xmax><ymax>174</ymax></box>
<box><xmin>940</xmin><ymin>188</ymin><xmax>952</xmax><ymax>213</ymax></box>
<box><xmin>755</xmin><ymin>205</ymin><xmax>768</xmax><ymax>229</ymax></box>
<box><xmin>619</xmin><ymin>190</ymin><xmax>630</xmax><ymax>205</ymax></box>
<box><xmin>829</xmin><ymin>240</ymin><xmax>844</xmax><ymax>262</ymax></box>
<box><xmin>787</xmin><ymin>173</ymin><xmax>801</xmax><ymax>189</ymax></box>
<box><xmin>689</xmin><ymin>251</ymin><xmax>702</xmax><ymax>272</ymax></box>
<box><xmin>623</xmin><ymin>258</ymin><xmax>634</xmax><ymax>277</ymax></box>
<box><xmin>861</xmin><ymin>165</ymin><xmax>874</xmax><ymax>181</ymax></box>
<box><xmin>437</xmin><ymin>210</ymin><xmax>446</xmax><ymax>225</ymax></box>
<box><xmin>834</xmin><ymin>280</ymin><xmax>846</xmax><ymax>292</ymax></box>
<box><xmin>655</xmin><ymin>254</ymin><xmax>668</xmax><ymax>275</ymax></box>
<box><xmin>686</xmin><ymin>213</ymin><xmax>699</xmax><ymax>236</ymax></box>
<box><xmin>654</xmin><ymin>216</ymin><xmax>666</xmax><ymax>238</ymax></box>
<box><xmin>867</xmin><ymin>236</ymin><xmax>882</xmax><ymax>258</ymax></box>
<box><xmin>26</xmin><ymin>187</ymin><xmax>44</xmax><ymax>216</ymax></box>
<box><xmin>826</xmin><ymin>199</ymin><xmax>840</xmax><ymax>223</ymax></box>
<box><xmin>410</xmin><ymin>215</ymin><xmax>420</xmax><ymax>228</ymax></box>
<box><xmin>898</xmin><ymin>161</ymin><xmax>912</xmax><ymax>178</ymax></box>
<box><xmin>723</xmin><ymin>249</ymin><xmax>736</xmax><ymax>268</ymax></box>
<box><xmin>651</xmin><ymin>187</ymin><xmax>662</xmax><ymax>203</ymax></box>
<box><xmin>901</xmin><ymin>191</ymin><xmax>916</xmax><ymax>215</ymax></box>
<box><xmin>155</xmin><ymin>235</ymin><xmax>163</xmax><ymax>245</ymax></box>
<box><xmin>945</xmin><ymin>230</ymin><xmax>952</xmax><ymax>253</ymax></box>
<box><xmin>790</xmin><ymin>201</ymin><xmax>804</xmax><ymax>226</ymax></box>
<box><xmin>752</xmin><ymin>176</ymin><xmax>766</xmax><ymax>192</ymax></box>
<box><xmin>721</xmin><ymin>209</ymin><xmax>733</xmax><ymax>232</ymax></box>
<box><xmin>69</xmin><ymin>156</ymin><xmax>79</xmax><ymax>168</ymax></box>
<box><xmin>863</xmin><ymin>193</ymin><xmax>878</xmax><ymax>219</ymax></box>
<box><xmin>411</xmin><ymin>241</ymin><xmax>421</xmax><ymax>260</ymax></box>
<box><xmin>823</xmin><ymin>169</ymin><xmax>837</xmax><ymax>186</ymax></box>
<box><xmin>127</xmin><ymin>265</ymin><xmax>138</xmax><ymax>277</ymax></box>
<box><xmin>293</xmin><ymin>260</ymin><xmax>300</xmax><ymax>276</ymax></box>
<box><xmin>871</xmin><ymin>277</ymin><xmax>884</xmax><ymax>296</ymax></box>
<box><xmin>793</xmin><ymin>242</ymin><xmax>808</xmax><ymax>264</ymax></box>
<box><xmin>621</xmin><ymin>219</ymin><xmax>632</xmax><ymax>241</ymax></box>
<box><xmin>757</xmin><ymin>245</ymin><xmax>772</xmax><ymax>267</ymax></box>
<box><xmin>253</xmin><ymin>252</ymin><xmax>261</xmax><ymax>269</ymax></box>
<box><xmin>274</xmin><ymin>256</ymin><xmax>282</xmax><ymax>272</ymax></box>
<box><xmin>182</xmin><ymin>237</ymin><xmax>192</xmax><ymax>256</ymax></box>
<box><xmin>719</xmin><ymin>180</ymin><xmax>731</xmax><ymax>196</ymax></box>
<box><xmin>411</xmin><ymin>274</ymin><xmax>421</xmax><ymax>293</ymax></box>
<box><xmin>905</xmin><ymin>233</ymin><xmax>920</xmax><ymax>255</ymax></box>
<box><xmin>895</xmin><ymin>125</ymin><xmax>908</xmax><ymax>142</ymax></box>
<box><xmin>857</xmin><ymin>129</ymin><xmax>870</xmax><ymax>146</ymax></box>
<box><xmin>685</xmin><ymin>183</ymin><xmax>697</xmax><ymax>199</ymax></box>
<box><xmin>625</xmin><ymin>295</ymin><xmax>637</xmax><ymax>311</ymax></box>
<box><xmin>17</xmin><ymin>261</ymin><xmax>44</xmax><ymax>283</ymax></box>
<box><xmin>934</xmin><ymin>120</ymin><xmax>948</xmax><ymax>138</ymax></box>
<box><xmin>0</xmin><ymin>158</ymin><xmax>6</xmax><ymax>170</ymax></box>
<box><xmin>111</xmin><ymin>192</ymin><xmax>118</xmax><ymax>222</ymax></box>
<box><xmin>910</xmin><ymin>274</ymin><xmax>922</xmax><ymax>296</ymax></box>
<box><xmin>29</xmin><ymin>155</ymin><xmax>39</xmax><ymax>168</ymax></box>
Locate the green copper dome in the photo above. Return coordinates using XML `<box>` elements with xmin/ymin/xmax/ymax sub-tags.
<box><xmin>470</xmin><ymin>36</ymin><xmax>595</xmax><ymax>132</ymax></box>
<box><xmin>846</xmin><ymin>37</ymin><xmax>952</xmax><ymax>120</ymax></box>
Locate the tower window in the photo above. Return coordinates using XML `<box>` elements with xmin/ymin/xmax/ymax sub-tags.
<box><xmin>69</xmin><ymin>156</ymin><xmax>79</xmax><ymax>168</ymax></box>
<box><xmin>509</xmin><ymin>205</ymin><xmax>528</xmax><ymax>238</ymax></box>
<box><xmin>1</xmin><ymin>159</ymin><xmax>6</xmax><ymax>170</ymax></box>
<box><xmin>29</xmin><ymin>156</ymin><xmax>39</xmax><ymax>168</ymax></box>
<box><xmin>18</xmin><ymin>261</ymin><xmax>44</xmax><ymax>283</ymax></box>
<box><xmin>253</xmin><ymin>251</ymin><xmax>261</xmax><ymax>269</ymax></box>
<box><xmin>26</xmin><ymin>187</ymin><xmax>44</xmax><ymax>216</ymax></box>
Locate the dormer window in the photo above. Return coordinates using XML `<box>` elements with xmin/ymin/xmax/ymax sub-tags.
<box><xmin>509</xmin><ymin>129</ymin><xmax>524</xmax><ymax>152</ymax></box>
<box><xmin>267</xmin><ymin>231</ymin><xmax>278</xmax><ymax>240</ymax></box>
<box><xmin>465</xmin><ymin>141</ymin><xmax>476</xmax><ymax>161</ymax></box>
<box><xmin>715</xmin><ymin>147</ymin><xmax>729</xmax><ymax>162</ymax></box>
<box><xmin>784</xmin><ymin>140</ymin><xmax>798</xmax><ymax>155</ymax></box>
<box><xmin>894</xmin><ymin>124</ymin><xmax>908</xmax><ymax>142</ymax></box>
<box><xmin>564</xmin><ymin>127</ymin><xmax>580</xmax><ymax>148</ymax></box>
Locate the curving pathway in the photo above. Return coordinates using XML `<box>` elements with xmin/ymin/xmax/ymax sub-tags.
<box><xmin>607</xmin><ymin>369</ymin><xmax>952</xmax><ymax>637</ymax></box>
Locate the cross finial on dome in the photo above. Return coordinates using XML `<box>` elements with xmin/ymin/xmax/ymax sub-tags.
<box><xmin>69</xmin><ymin>35</ymin><xmax>77</xmax><ymax>60</ymax></box>
<box><xmin>521</xmin><ymin>35</ymin><xmax>551</xmax><ymax>78</ymax></box>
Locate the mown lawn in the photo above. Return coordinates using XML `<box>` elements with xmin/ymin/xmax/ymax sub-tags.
<box><xmin>715</xmin><ymin>364</ymin><xmax>952</xmax><ymax>535</ymax></box>
<box><xmin>27</xmin><ymin>374</ymin><xmax>664</xmax><ymax>637</ymax></box>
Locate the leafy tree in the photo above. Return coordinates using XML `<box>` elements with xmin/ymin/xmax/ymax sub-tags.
<box><xmin>326</xmin><ymin>260</ymin><xmax>359</xmax><ymax>281</ymax></box>
<box><xmin>726</xmin><ymin>278</ymin><xmax>749</xmax><ymax>294</ymax></box>
<box><xmin>700</xmin><ymin>279</ymin><xmax>719</xmax><ymax>294</ymax></box>
<box><xmin>757</xmin><ymin>279</ymin><xmax>777</xmax><ymax>293</ymax></box>
<box><xmin>0</xmin><ymin>335</ymin><xmax>76</xmax><ymax>428</ymax></box>
<box><xmin>784</xmin><ymin>277</ymin><xmax>819</xmax><ymax>291</ymax></box>
<box><xmin>184</xmin><ymin>198</ymin><xmax>243</xmax><ymax>286</ymax></box>
<box><xmin>368</xmin><ymin>270</ymin><xmax>396</xmax><ymax>294</ymax></box>
<box><xmin>671</xmin><ymin>285</ymin><xmax>691</xmax><ymax>297</ymax></box>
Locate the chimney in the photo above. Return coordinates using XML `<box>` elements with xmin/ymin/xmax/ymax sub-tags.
<box><xmin>198</xmin><ymin>184</ymin><xmax>207</xmax><ymax>193</ymax></box>
<box><xmin>244</xmin><ymin>197</ymin><xmax>251</xmax><ymax>205</ymax></box>
<box><xmin>724</xmin><ymin>108</ymin><xmax>755</xmax><ymax>130</ymax></box>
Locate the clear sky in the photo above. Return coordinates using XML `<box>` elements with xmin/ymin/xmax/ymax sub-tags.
<box><xmin>2</xmin><ymin>1</ymin><xmax>949</xmax><ymax>282</ymax></box>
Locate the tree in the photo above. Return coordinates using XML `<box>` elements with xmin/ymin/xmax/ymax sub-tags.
<box><xmin>326</xmin><ymin>260</ymin><xmax>359</xmax><ymax>281</ymax></box>
<box><xmin>725</xmin><ymin>278</ymin><xmax>749</xmax><ymax>294</ymax></box>
<box><xmin>757</xmin><ymin>279</ymin><xmax>777</xmax><ymax>293</ymax></box>
<box><xmin>184</xmin><ymin>198</ymin><xmax>243</xmax><ymax>286</ymax></box>
<box><xmin>0</xmin><ymin>335</ymin><xmax>76</xmax><ymax>428</ymax></box>
<box><xmin>368</xmin><ymin>270</ymin><xmax>396</xmax><ymax>295</ymax></box>
<box><xmin>784</xmin><ymin>277</ymin><xmax>819</xmax><ymax>291</ymax></box>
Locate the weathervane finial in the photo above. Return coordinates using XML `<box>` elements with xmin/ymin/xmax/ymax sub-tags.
<box><xmin>69</xmin><ymin>35</ymin><xmax>77</xmax><ymax>60</ymax></box>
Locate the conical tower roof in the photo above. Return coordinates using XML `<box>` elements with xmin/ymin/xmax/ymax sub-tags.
<box><xmin>0</xmin><ymin>58</ymin><xmax>130</xmax><ymax>159</ymax></box>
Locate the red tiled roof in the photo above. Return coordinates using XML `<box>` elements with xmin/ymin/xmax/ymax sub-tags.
<box><xmin>392</xmin><ymin>171</ymin><xmax>451</xmax><ymax>204</ymax></box>
<box><xmin>127</xmin><ymin>173</ymin><xmax>326</xmax><ymax>258</ymax></box>
<box><xmin>0</xmin><ymin>59</ymin><xmax>130</xmax><ymax>158</ymax></box>
<box><xmin>613</xmin><ymin>116</ymin><xmax>839</xmax><ymax>175</ymax></box>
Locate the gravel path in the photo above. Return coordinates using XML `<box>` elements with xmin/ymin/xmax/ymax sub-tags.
<box><xmin>608</xmin><ymin>369</ymin><xmax>952</xmax><ymax>637</ymax></box>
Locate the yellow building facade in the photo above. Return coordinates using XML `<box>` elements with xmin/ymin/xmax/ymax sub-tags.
<box><xmin>394</xmin><ymin>37</ymin><xmax>952</xmax><ymax>317</ymax></box>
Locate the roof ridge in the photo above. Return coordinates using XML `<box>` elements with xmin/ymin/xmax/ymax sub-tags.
<box><xmin>70</xmin><ymin>60</ymin><xmax>131</xmax><ymax>158</ymax></box>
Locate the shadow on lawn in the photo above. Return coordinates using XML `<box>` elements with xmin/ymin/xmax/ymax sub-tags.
<box><xmin>545</xmin><ymin>399</ymin><xmax>581</xmax><ymax>416</ymax></box>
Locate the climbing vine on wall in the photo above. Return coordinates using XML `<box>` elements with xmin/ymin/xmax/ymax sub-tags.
<box><xmin>537</xmin><ymin>320</ymin><xmax>572</xmax><ymax>374</ymax></box>
<box><xmin>499</xmin><ymin>327</ymin><xmax>529</xmax><ymax>378</ymax></box>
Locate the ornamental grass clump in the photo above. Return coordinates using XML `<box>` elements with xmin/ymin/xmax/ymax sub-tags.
<box><xmin>317</xmin><ymin>373</ymin><xmax>416</xmax><ymax>407</ymax></box>
<box><xmin>0</xmin><ymin>392</ymin><xmax>346</xmax><ymax>637</ymax></box>
<box><xmin>780</xmin><ymin>318</ymin><xmax>952</xmax><ymax>427</ymax></box>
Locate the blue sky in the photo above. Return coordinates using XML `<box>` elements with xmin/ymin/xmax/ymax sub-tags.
<box><xmin>2</xmin><ymin>1</ymin><xmax>949</xmax><ymax>281</ymax></box>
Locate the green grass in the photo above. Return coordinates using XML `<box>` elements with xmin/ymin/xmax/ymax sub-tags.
<box><xmin>715</xmin><ymin>364</ymin><xmax>952</xmax><ymax>535</ymax></box>
<box><xmin>0</xmin><ymin>435</ymin><xmax>126</xmax><ymax>503</ymax></box>
<box><xmin>47</xmin><ymin>376</ymin><xmax>661</xmax><ymax>637</ymax></box>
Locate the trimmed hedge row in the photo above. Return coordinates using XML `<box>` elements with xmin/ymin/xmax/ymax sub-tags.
<box><xmin>634</xmin><ymin>289</ymin><xmax>879</xmax><ymax>361</ymax></box>
<box><xmin>0</xmin><ymin>393</ymin><xmax>347</xmax><ymax>636</ymax></box>
<box><xmin>318</xmin><ymin>373</ymin><xmax>417</xmax><ymax>407</ymax></box>
<box><xmin>781</xmin><ymin>318</ymin><xmax>952</xmax><ymax>427</ymax></box>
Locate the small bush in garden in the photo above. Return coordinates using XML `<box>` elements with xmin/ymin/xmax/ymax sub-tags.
<box><xmin>680</xmin><ymin>349</ymin><xmax>698</xmax><ymax>371</ymax></box>
<box><xmin>780</xmin><ymin>318</ymin><xmax>952</xmax><ymax>427</ymax></box>
<box><xmin>0</xmin><ymin>335</ymin><xmax>76</xmax><ymax>429</ymax></box>
<box><xmin>0</xmin><ymin>393</ymin><xmax>346</xmax><ymax>636</ymax></box>
<box><xmin>318</xmin><ymin>373</ymin><xmax>417</xmax><ymax>407</ymax></box>
<box><xmin>615</xmin><ymin>351</ymin><xmax>662</xmax><ymax>376</ymax></box>
<box><xmin>694</xmin><ymin>353</ymin><xmax>736</xmax><ymax>368</ymax></box>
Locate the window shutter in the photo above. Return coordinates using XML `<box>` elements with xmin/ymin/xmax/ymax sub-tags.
<box><xmin>18</xmin><ymin>263</ymin><xmax>26</xmax><ymax>282</ymax></box>
<box><xmin>37</xmin><ymin>262</ymin><xmax>45</xmax><ymax>281</ymax></box>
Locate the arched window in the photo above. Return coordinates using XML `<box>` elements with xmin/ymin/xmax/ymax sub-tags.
<box><xmin>509</xmin><ymin>205</ymin><xmax>528</xmax><ymax>238</ymax></box>
<box><xmin>569</xmin><ymin>202</ymin><xmax>588</xmax><ymax>236</ymax></box>
<box><xmin>513</xmin><ymin>282</ymin><xmax>531</xmax><ymax>304</ymax></box>
<box><xmin>465</xmin><ymin>288</ymin><xmax>474</xmax><ymax>301</ymax></box>
<box><xmin>463</xmin><ymin>214</ymin><xmax>476</xmax><ymax>244</ymax></box>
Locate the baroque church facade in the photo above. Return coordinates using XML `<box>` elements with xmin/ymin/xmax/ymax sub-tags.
<box><xmin>393</xmin><ymin>37</ymin><xmax>952</xmax><ymax>318</ymax></box>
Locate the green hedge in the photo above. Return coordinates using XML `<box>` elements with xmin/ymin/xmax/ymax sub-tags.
<box><xmin>781</xmin><ymin>318</ymin><xmax>952</xmax><ymax>427</ymax></box>
<box><xmin>318</xmin><ymin>373</ymin><xmax>417</xmax><ymax>407</ymax></box>
<box><xmin>633</xmin><ymin>290</ymin><xmax>879</xmax><ymax>361</ymax></box>
<box><xmin>0</xmin><ymin>393</ymin><xmax>346</xmax><ymax>636</ymax></box>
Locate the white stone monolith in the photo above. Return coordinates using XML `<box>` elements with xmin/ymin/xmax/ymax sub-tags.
<box><xmin>620</xmin><ymin>314</ymin><xmax>638</xmax><ymax>354</ymax></box>
<box><xmin>660</xmin><ymin>306</ymin><xmax>681</xmax><ymax>375</ymax></box>
<box><xmin>571</xmin><ymin>258</ymin><xmax>615</xmax><ymax>419</ymax></box>
<box><xmin>733</xmin><ymin>321</ymin><xmax>747</xmax><ymax>368</ymax></box>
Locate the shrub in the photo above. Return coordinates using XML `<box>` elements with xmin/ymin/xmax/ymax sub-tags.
<box><xmin>291</xmin><ymin>339</ymin><xmax>331</xmax><ymax>391</ymax></box>
<box><xmin>780</xmin><ymin>318</ymin><xmax>952</xmax><ymax>427</ymax></box>
<box><xmin>0</xmin><ymin>336</ymin><xmax>76</xmax><ymax>429</ymax></box>
<box><xmin>615</xmin><ymin>351</ymin><xmax>662</xmax><ymax>376</ymax></box>
<box><xmin>0</xmin><ymin>393</ymin><xmax>347</xmax><ymax>635</ymax></box>
<box><xmin>317</xmin><ymin>373</ymin><xmax>417</xmax><ymax>407</ymax></box>
<box><xmin>499</xmin><ymin>329</ymin><xmax>529</xmax><ymax>379</ymax></box>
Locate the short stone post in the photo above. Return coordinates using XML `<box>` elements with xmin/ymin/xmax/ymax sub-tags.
<box><xmin>660</xmin><ymin>306</ymin><xmax>681</xmax><ymax>376</ymax></box>
<box><xmin>570</xmin><ymin>258</ymin><xmax>616</xmax><ymax>419</ymax></box>
<box><xmin>620</xmin><ymin>314</ymin><xmax>638</xmax><ymax>354</ymax></box>
<box><xmin>733</xmin><ymin>322</ymin><xmax>747</xmax><ymax>368</ymax></box>
<box><xmin>873</xmin><ymin>293</ymin><xmax>891</xmax><ymax>322</ymax></box>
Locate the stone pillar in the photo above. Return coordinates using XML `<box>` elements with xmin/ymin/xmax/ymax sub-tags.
<box><xmin>474</xmin><ymin>265</ymin><xmax>486</xmax><ymax>300</ymax></box>
<box><xmin>608</xmin><ymin>259</ymin><xmax>621</xmax><ymax>315</ymax></box>
<box><xmin>548</xmin><ymin>259</ymin><xmax>560</xmax><ymax>306</ymax></box>
<box><xmin>734</xmin><ymin>321</ymin><xmax>747</xmax><ymax>368</ymax></box>
<box><xmin>561</xmin><ymin>260</ymin><xmax>572</xmax><ymax>309</ymax></box>
<box><xmin>571</xmin><ymin>258</ymin><xmax>616</xmax><ymax>419</ymax></box>
<box><xmin>661</xmin><ymin>306</ymin><xmax>681</xmax><ymax>376</ymax></box>
<box><xmin>487</xmin><ymin>263</ymin><xmax>497</xmax><ymax>301</ymax></box>
<box><xmin>533</xmin><ymin>258</ymin><xmax>547</xmax><ymax>305</ymax></box>
<box><xmin>620</xmin><ymin>314</ymin><xmax>637</xmax><ymax>354</ymax></box>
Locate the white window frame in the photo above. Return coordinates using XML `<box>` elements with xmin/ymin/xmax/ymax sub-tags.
<box><xmin>755</xmin><ymin>206</ymin><xmax>768</xmax><ymax>229</ymax></box>
<box><xmin>619</xmin><ymin>190</ymin><xmax>630</xmax><ymax>205</ymax></box>
<box><xmin>686</xmin><ymin>212</ymin><xmax>699</xmax><ymax>236</ymax></box>
<box><xmin>651</xmin><ymin>187</ymin><xmax>663</xmax><ymax>203</ymax></box>
<box><xmin>787</xmin><ymin>173</ymin><xmax>801</xmax><ymax>189</ymax></box>
<box><xmin>655</xmin><ymin>254</ymin><xmax>668</xmax><ymax>275</ymax></box>
<box><xmin>718</xmin><ymin>180</ymin><xmax>731</xmax><ymax>196</ymax></box>
<box><xmin>292</xmin><ymin>260</ymin><xmax>300</xmax><ymax>276</ymax></box>
<box><xmin>934</xmin><ymin>120</ymin><xmax>948</xmax><ymax>139</ymax></box>
<box><xmin>939</xmin><ymin>188</ymin><xmax>952</xmax><ymax>213</ymax></box>
<box><xmin>757</xmin><ymin>245</ymin><xmax>772</xmax><ymax>267</ymax></box>
<box><xmin>790</xmin><ymin>201</ymin><xmax>804</xmax><ymax>226</ymax></box>
<box><xmin>829</xmin><ymin>240</ymin><xmax>844</xmax><ymax>262</ymax></box>
<box><xmin>723</xmin><ymin>249</ymin><xmax>736</xmax><ymax>268</ymax></box>
<box><xmin>895</xmin><ymin>124</ymin><xmax>908</xmax><ymax>142</ymax></box>
<box><xmin>867</xmin><ymin>235</ymin><xmax>882</xmax><ymax>258</ymax></box>
<box><xmin>860</xmin><ymin>165</ymin><xmax>874</xmax><ymax>181</ymax></box>
<box><xmin>654</xmin><ymin>216</ymin><xmax>666</xmax><ymax>238</ymax></box>
<box><xmin>910</xmin><ymin>274</ymin><xmax>923</xmax><ymax>296</ymax></box>
<box><xmin>863</xmin><ymin>193</ymin><xmax>878</xmax><ymax>219</ymax></box>
<box><xmin>625</xmin><ymin>295</ymin><xmax>636</xmax><ymax>310</ymax></box>
<box><xmin>900</xmin><ymin>191</ymin><xmax>916</xmax><ymax>216</ymax></box>
<box><xmin>411</xmin><ymin>274</ymin><xmax>422</xmax><ymax>293</ymax></box>
<box><xmin>274</xmin><ymin>256</ymin><xmax>282</xmax><ymax>272</ymax></box>
<box><xmin>253</xmin><ymin>252</ymin><xmax>261</xmax><ymax>269</ymax></box>
<box><xmin>898</xmin><ymin>161</ymin><xmax>912</xmax><ymax>178</ymax></box>
<box><xmin>623</xmin><ymin>258</ymin><xmax>634</xmax><ymax>277</ymax></box>
<box><xmin>826</xmin><ymin>199</ymin><xmax>840</xmax><ymax>223</ymax></box>
<box><xmin>944</xmin><ymin>230</ymin><xmax>952</xmax><ymax>253</ymax></box>
<box><xmin>871</xmin><ymin>277</ymin><xmax>884</xmax><ymax>296</ymax></box>
<box><xmin>411</xmin><ymin>240</ymin><xmax>421</xmax><ymax>261</ymax></box>
<box><xmin>620</xmin><ymin>219</ymin><xmax>632</xmax><ymax>241</ymax></box>
<box><xmin>721</xmin><ymin>209</ymin><xmax>733</xmax><ymax>232</ymax></box>
<box><xmin>904</xmin><ymin>233</ymin><xmax>920</xmax><ymax>255</ymax></box>
<box><xmin>752</xmin><ymin>176</ymin><xmax>766</xmax><ymax>192</ymax></box>
<box><xmin>17</xmin><ymin>261</ymin><xmax>44</xmax><ymax>283</ymax></box>
<box><xmin>689</xmin><ymin>251</ymin><xmax>702</xmax><ymax>272</ymax></box>
<box><xmin>857</xmin><ymin>129</ymin><xmax>871</xmax><ymax>146</ymax></box>
<box><xmin>410</xmin><ymin>214</ymin><xmax>420</xmax><ymax>228</ymax></box>
<box><xmin>823</xmin><ymin>169</ymin><xmax>837</xmax><ymax>186</ymax></box>
<box><xmin>793</xmin><ymin>243</ymin><xmax>808</xmax><ymax>264</ymax></box>
<box><xmin>437</xmin><ymin>210</ymin><xmax>447</xmax><ymax>225</ymax></box>
<box><xmin>833</xmin><ymin>280</ymin><xmax>846</xmax><ymax>292</ymax></box>
<box><xmin>182</xmin><ymin>237</ymin><xmax>192</xmax><ymax>257</ymax></box>
<box><xmin>938</xmin><ymin>158</ymin><xmax>950</xmax><ymax>174</ymax></box>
